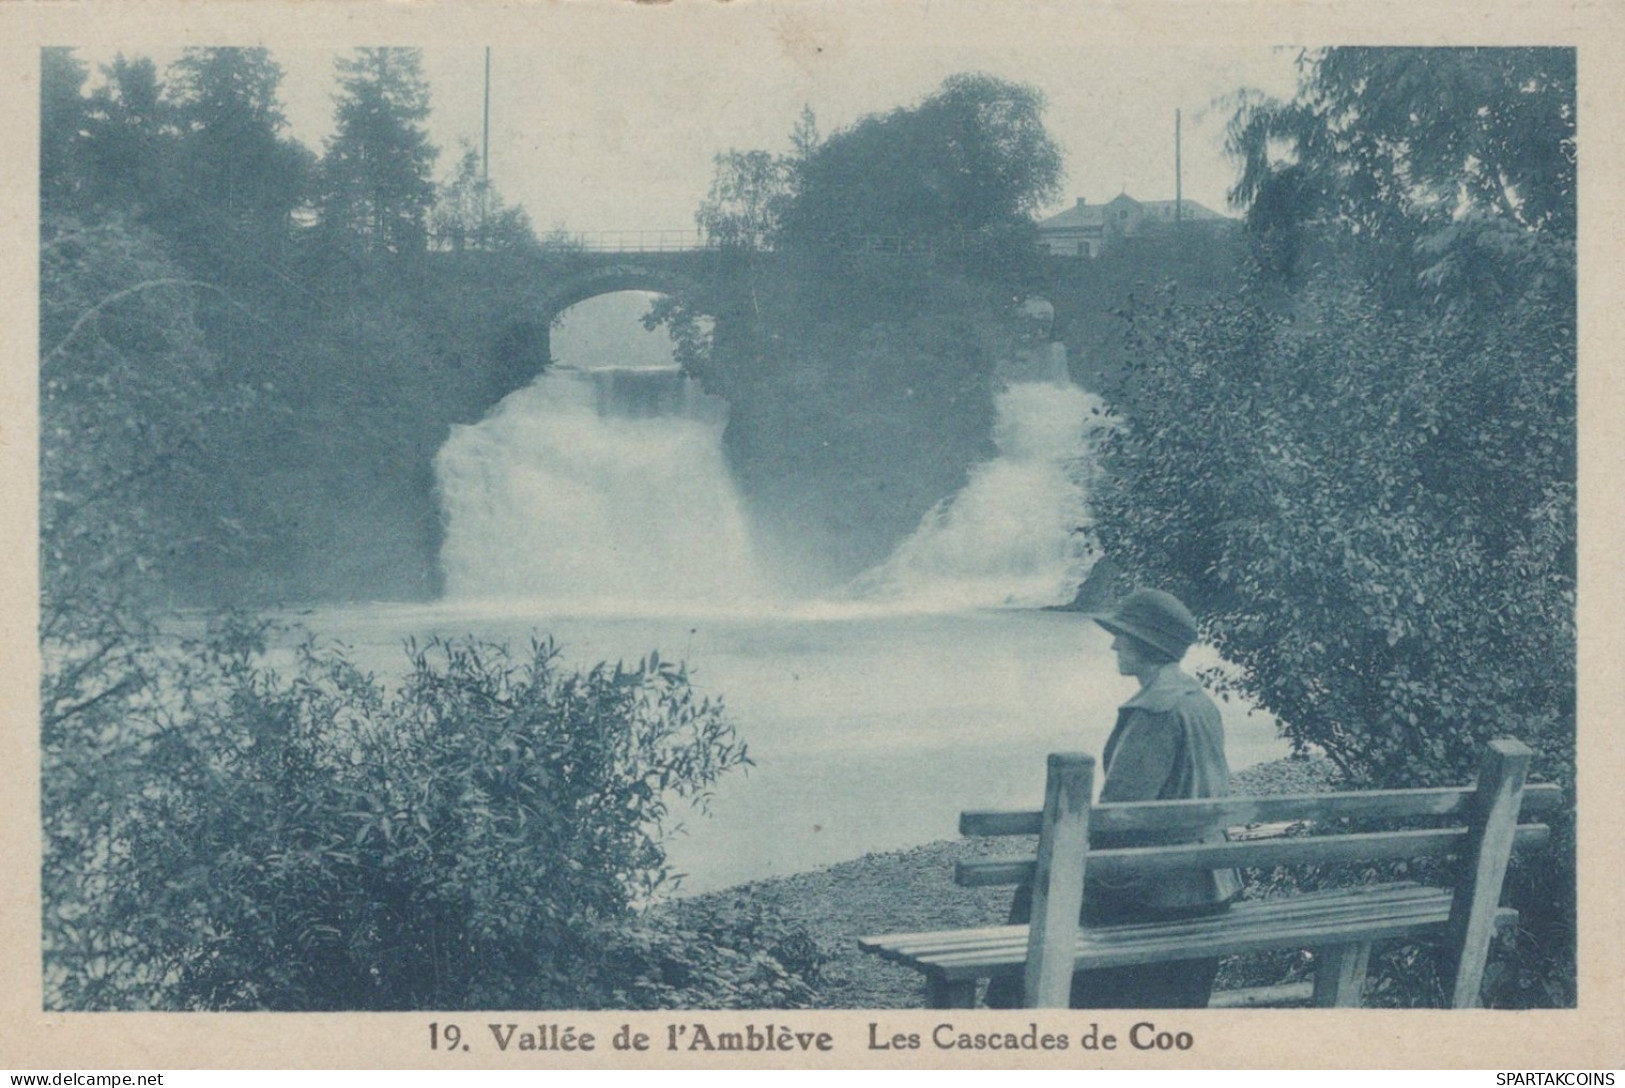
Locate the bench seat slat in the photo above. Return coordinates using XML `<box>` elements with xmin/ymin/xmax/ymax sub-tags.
<box><xmin>927</xmin><ymin>906</ymin><xmax>1500</xmax><ymax>978</ymax></box>
<box><xmin>862</xmin><ymin>884</ymin><xmax>1448</xmax><ymax>957</ymax></box>
<box><xmin>861</xmin><ymin>883</ymin><xmax>1445</xmax><ymax>957</ymax></box>
<box><xmin>861</xmin><ymin>885</ymin><xmax>1518</xmax><ymax>981</ymax></box>
<box><xmin>928</xmin><ymin>898</ymin><xmax>1455</xmax><ymax>964</ymax></box>
<box><xmin>960</xmin><ymin>782</ymin><xmax>1562</xmax><ymax>838</ymax></box>
<box><xmin>955</xmin><ymin>823</ymin><xmax>1550</xmax><ymax>887</ymax></box>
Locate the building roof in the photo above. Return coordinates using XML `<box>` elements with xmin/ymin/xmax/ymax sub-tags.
<box><xmin>1137</xmin><ymin>198</ymin><xmax>1227</xmax><ymax>220</ymax></box>
<box><xmin>1036</xmin><ymin>194</ymin><xmax>1229</xmax><ymax>230</ymax></box>
<box><xmin>1036</xmin><ymin>200</ymin><xmax>1107</xmax><ymax>230</ymax></box>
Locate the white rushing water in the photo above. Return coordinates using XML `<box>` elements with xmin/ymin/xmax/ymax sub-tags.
<box><xmin>851</xmin><ymin>377</ymin><xmax>1111</xmax><ymax>608</ymax></box>
<box><xmin>436</xmin><ymin>357</ymin><xmax>1108</xmax><ymax>610</ymax></box>
<box><xmin>435</xmin><ymin>364</ymin><xmax>769</xmax><ymax>609</ymax></box>
<box><xmin>414</xmin><ymin>312</ymin><xmax>1281</xmax><ymax>892</ymax></box>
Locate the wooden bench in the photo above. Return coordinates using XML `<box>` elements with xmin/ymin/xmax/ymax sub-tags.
<box><xmin>859</xmin><ymin>738</ymin><xmax>1560</xmax><ymax>1008</ymax></box>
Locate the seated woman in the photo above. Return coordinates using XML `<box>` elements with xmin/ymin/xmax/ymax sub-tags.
<box><xmin>986</xmin><ymin>587</ymin><xmax>1240</xmax><ymax>1008</ymax></box>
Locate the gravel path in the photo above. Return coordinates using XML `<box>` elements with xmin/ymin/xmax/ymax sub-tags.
<box><xmin>679</xmin><ymin>756</ymin><xmax>1339</xmax><ymax>1008</ymax></box>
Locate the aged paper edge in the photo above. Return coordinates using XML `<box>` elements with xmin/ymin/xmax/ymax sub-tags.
<box><xmin>1</xmin><ymin>0</ymin><xmax>1620</xmax><ymax>1071</ymax></box>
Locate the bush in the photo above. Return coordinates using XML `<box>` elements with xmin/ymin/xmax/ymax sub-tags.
<box><xmin>41</xmin><ymin>620</ymin><xmax>796</xmax><ymax>1010</ymax></box>
<box><xmin>1092</xmin><ymin>286</ymin><xmax>1573</xmax><ymax>790</ymax></box>
<box><xmin>1087</xmin><ymin>283</ymin><xmax>1574</xmax><ymax>1006</ymax></box>
<box><xmin>597</xmin><ymin>895</ymin><xmax>826</xmax><ymax>1009</ymax></box>
<box><xmin>1087</xmin><ymin>49</ymin><xmax>1576</xmax><ymax>1006</ymax></box>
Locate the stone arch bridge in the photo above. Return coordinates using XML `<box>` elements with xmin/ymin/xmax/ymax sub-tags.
<box><xmin>430</xmin><ymin>232</ymin><xmax>724</xmax><ymax>410</ymax></box>
<box><xmin>386</xmin><ymin>232</ymin><xmax>1099</xmax><ymax>599</ymax></box>
<box><xmin>433</xmin><ymin>230</ymin><xmax>1086</xmax><ymax>414</ymax></box>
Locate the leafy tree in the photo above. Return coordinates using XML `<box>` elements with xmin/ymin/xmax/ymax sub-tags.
<box><xmin>429</xmin><ymin>143</ymin><xmax>538</xmax><ymax>252</ymax></box>
<box><xmin>1226</xmin><ymin>47</ymin><xmax>1574</xmax><ymax>298</ymax></box>
<box><xmin>39</xmin><ymin>212</ymin><xmax>256</xmax><ymax>638</ymax></box>
<box><xmin>318</xmin><ymin>48</ymin><xmax>438</xmax><ymax>256</ymax></box>
<box><xmin>77</xmin><ymin>55</ymin><xmax>175</xmax><ymax>217</ymax></box>
<box><xmin>1090</xmin><ymin>47</ymin><xmax>1575</xmax><ymax>1005</ymax></box>
<box><xmin>693</xmin><ymin>105</ymin><xmax>819</xmax><ymax>253</ymax></box>
<box><xmin>788</xmin><ymin>103</ymin><xmax>821</xmax><ymax>163</ymax></box>
<box><xmin>44</xmin><ymin>628</ymin><xmax>778</xmax><ymax>1010</ymax></box>
<box><xmin>41</xmin><ymin>48</ymin><xmax>92</xmax><ymax>210</ymax></box>
<box><xmin>39</xmin><ymin>214</ymin><xmax>263</xmax><ymax>1006</ymax></box>
<box><xmin>783</xmin><ymin>73</ymin><xmax>1061</xmax><ymax>257</ymax></box>
<box><xmin>1146</xmin><ymin>46</ymin><xmax>1581</xmax><ymax>783</ymax></box>
<box><xmin>167</xmin><ymin>48</ymin><xmax>289</xmax><ymax>209</ymax></box>
<box><xmin>164</xmin><ymin>48</ymin><xmax>315</xmax><ymax>267</ymax></box>
<box><xmin>696</xmin><ymin>149</ymin><xmax>793</xmax><ymax>252</ymax></box>
<box><xmin>42</xmin><ymin>47</ymin><xmax>314</xmax><ymax>277</ymax></box>
<box><xmin>1091</xmin><ymin>283</ymin><xmax>1574</xmax><ymax>1006</ymax></box>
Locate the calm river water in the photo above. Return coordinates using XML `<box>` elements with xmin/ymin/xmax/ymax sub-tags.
<box><xmin>323</xmin><ymin>300</ymin><xmax>1287</xmax><ymax>894</ymax></box>
<box><xmin>280</xmin><ymin>600</ymin><xmax>1285</xmax><ymax>895</ymax></box>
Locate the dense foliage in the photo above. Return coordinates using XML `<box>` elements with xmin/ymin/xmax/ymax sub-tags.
<box><xmin>656</xmin><ymin>75</ymin><xmax>1064</xmax><ymax>583</ymax></box>
<box><xmin>41</xmin><ymin>626</ymin><xmax>819</xmax><ymax>1010</ymax></box>
<box><xmin>40</xmin><ymin>47</ymin><xmax>824</xmax><ymax>1013</ymax></box>
<box><xmin>318</xmin><ymin>49</ymin><xmax>439</xmax><ymax>257</ymax></box>
<box><xmin>1089</xmin><ymin>47</ymin><xmax>1575</xmax><ymax>1005</ymax></box>
<box><xmin>40</xmin><ymin>47</ymin><xmax>560</xmax><ymax>606</ymax></box>
<box><xmin>40</xmin><ymin>212</ymin><xmax>252</xmax><ymax>632</ymax></box>
<box><xmin>1095</xmin><ymin>286</ymin><xmax>1573</xmax><ymax>787</ymax></box>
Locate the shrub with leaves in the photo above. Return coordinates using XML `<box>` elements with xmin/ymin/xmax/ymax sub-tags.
<box><xmin>1082</xmin><ymin>47</ymin><xmax>1574</xmax><ymax>1008</ymax></box>
<box><xmin>1088</xmin><ymin>283</ymin><xmax>1573</xmax><ymax>1007</ymax></box>
<box><xmin>599</xmin><ymin>895</ymin><xmax>826</xmax><ymax>1009</ymax></box>
<box><xmin>42</xmin><ymin>622</ymin><xmax>779</xmax><ymax>1010</ymax></box>
<box><xmin>1092</xmin><ymin>286</ymin><xmax>1573</xmax><ymax>789</ymax></box>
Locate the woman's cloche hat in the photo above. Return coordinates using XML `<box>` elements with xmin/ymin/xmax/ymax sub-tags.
<box><xmin>1086</xmin><ymin>587</ymin><xmax>1199</xmax><ymax>661</ymax></box>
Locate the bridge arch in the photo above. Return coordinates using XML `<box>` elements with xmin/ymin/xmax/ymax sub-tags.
<box><xmin>485</xmin><ymin>259</ymin><xmax>711</xmax><ymax>407</ymax></box>
<box><xmin>540</xmin><ymin>261</ymin><xmax>706</xmax><ymax>320</ymax></box>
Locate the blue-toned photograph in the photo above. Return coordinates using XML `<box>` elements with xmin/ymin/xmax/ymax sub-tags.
<box><xmin>37</xmin><ymin>30</ymin><xmax>1575</xmax><ymax>1017</ymax></box>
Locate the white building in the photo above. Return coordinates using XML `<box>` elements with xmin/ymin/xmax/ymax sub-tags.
<box><xmin>1035</xmin><ymin>192</ymin><xmax>1231</xmax><ymax>258</ymax></box>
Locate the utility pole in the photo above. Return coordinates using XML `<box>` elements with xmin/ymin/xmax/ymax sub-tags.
<box><xmin>482</xmin><ymin>47</ymin><xmax>492</xmax><ymax>242</ymax></box>
<box><xmin>1175</xmin><ymin>108</ymin><xmax>1183</xmax><ymax>225</ymax></box>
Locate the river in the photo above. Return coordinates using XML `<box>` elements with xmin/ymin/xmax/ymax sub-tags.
<box><xmin>282</xmin><ymin>296</ymin><xmax>1286</xmax><ymax>895</ymax></box>
<box><xmin>283</xmin><ymin>599</ymin><xmax>1283</xmax><ymax>897</ymax></box>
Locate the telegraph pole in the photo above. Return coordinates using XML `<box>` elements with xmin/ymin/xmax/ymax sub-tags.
<box><xmin>482</xmin><ymin>47</ymin><xmax>492</xmax><ymax>241</ymax></box>
<box><xmin>1175</xmin><ymin>108</ymin><xmax>1183</xmax><ymax>225</ymax></box>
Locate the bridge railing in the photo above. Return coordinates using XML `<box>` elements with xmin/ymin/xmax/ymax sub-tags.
<box><xmin>542</xmin><ymin>230</ymin><xmax>1047</xmax><ymax>257</ymax></box>
<box><xmin>558</xmin><ymin>230</ymin><xmax>711</xmax><ymax>253</ymax></box>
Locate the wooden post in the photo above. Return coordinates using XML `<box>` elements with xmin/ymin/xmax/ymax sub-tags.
<box><xmin>1310</xmin><ymin>942</ymin><xmax>1372</xmax><ymax>1007</ymax></box>
<box><xmin>1444</xmin><ymin>738</ymin><xmax>1531</xmax><ymax>1008</ymax></box>
<box><xmin>1023</xmin><ymin>753</ymin><xmax>1094</xmax><ymax>1008</ymax></box>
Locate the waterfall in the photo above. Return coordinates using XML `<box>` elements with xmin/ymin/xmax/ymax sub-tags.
<box><xmin>434</xmin><ymin>365</ymin><xmax>767</xmax><ymax>609</ymax></box>
<box><xmin>851</xmin><ymin>373</ymin><xmax>1111</xmax><ymax>609</ymax></box>
<box><xmin>435</xmin><ymin>309</ymin><xmax>1110</xmax><ymax>614</ymax></box>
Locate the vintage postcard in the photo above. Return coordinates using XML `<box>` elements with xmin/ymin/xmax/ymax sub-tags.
<box><xmin>1</xmin><ymin>0</ymin><xmax>1620</xmax><ymax>1072</ymax></box>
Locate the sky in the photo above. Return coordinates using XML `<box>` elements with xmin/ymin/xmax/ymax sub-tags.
<box><xmin>78</xmin><ymin>6</ymin><xmax>1305</xmax><ymax>235</ymax></box>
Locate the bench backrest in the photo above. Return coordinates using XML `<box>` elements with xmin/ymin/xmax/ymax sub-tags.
<box><xmin>958</xmin><ymin>739</ymin><xmax>1555</xmax><ymax>1008</ymax></box>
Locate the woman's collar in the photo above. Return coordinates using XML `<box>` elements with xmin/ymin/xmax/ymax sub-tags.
<box><xmin>1121</xmin><ymin>665</ymin><xmax>1197</xmax><ymax>712</ymax></box>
